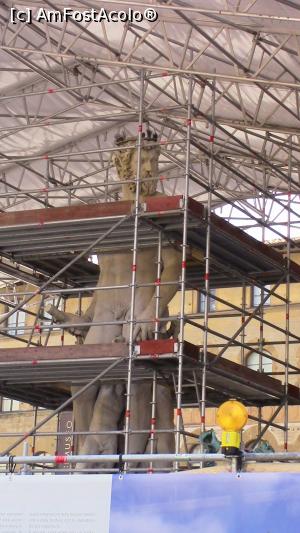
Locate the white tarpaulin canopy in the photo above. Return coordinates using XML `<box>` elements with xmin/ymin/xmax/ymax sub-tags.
<box><xmin>0</xmin><ymin>0</ymin><xmax>300</xmax><ymax>238</ymax></box>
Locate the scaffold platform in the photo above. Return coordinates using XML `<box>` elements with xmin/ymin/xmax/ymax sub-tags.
<box><xmin>0</xmin><ymin>196</ymin><xmax>299</xmax><ymax>288</ymax></box>
<box><xmin>0</xmin><ymin>340</ymin><xmax>298</xmax><ymax>411</ymax></box>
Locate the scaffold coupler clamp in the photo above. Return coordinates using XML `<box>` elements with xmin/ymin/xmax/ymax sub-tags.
<box><xmin>118</xmin><ymin>453</ymin><xmax>125</xmax><ymax>479</ymax></box>
<box><xmin>221</xmin><ymin>444</ymin><xmax>243</xmax><ymax>473</ymax></box>
<box><xmin>8</xmin><ymin>455</ymin><xmax>16</xmax><ymax>474</ymax></box>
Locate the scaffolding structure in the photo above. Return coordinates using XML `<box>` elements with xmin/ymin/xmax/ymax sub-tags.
<box><xmin>0</xmin><ymin>1</ymin><xmax>300</xmax><ymax>472</ymax></box>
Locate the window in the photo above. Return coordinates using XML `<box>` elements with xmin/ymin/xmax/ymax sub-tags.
<box><xmin>7</xmin><ymin>309</ymin><xmax>25</xmax><ymax>336</ymax></box>
<box><xmin>199</xmin><ymin>289</ymin><xmax>216</xmax><ymax>313</ymax></box>
<box><xmin>252</xmin><ymin>285</ymin><xmax>270</xmax><ymax>307</ymax></box>
<box><xmin>1</xmin><ymin>397</ymin><xmax>20</xmax><ymax>412</ymax></box>
<box><xmin>246</xmin><ymin>351</ymin><xmax>272</xmax><ymax>373</ymax></box>
<box><xmin>89</xmin><ymin>255</ymin><xmax>99</xmax><ymax>265</ymax></box>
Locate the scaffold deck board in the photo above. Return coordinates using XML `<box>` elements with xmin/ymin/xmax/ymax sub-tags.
<box><xmin>0</xmin><ymin>340</ymin><xmax>298</xmax><ymax>410</ymax></box>
<box><xmin>0</xmin><ymin>196</ymin><xmax>298</xmax><ymax>288</ymax></box>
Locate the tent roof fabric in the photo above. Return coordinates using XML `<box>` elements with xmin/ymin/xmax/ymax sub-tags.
<box><xmin>0</xmin><ymin>0</ymin><xmax>299</xmax><ymax>230</ymax></box>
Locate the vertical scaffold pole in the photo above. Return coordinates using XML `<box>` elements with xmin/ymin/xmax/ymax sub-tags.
<box><xmin>200</xmin><ymin>78</ymin><xmax>215</xmax><ymax>445</ymax></box>
<box><xmin>27</xmin><ymin>294</ymin><xmax>44</xmax><ymax>347</ymax></box>
<box><xmin>124</xmin><ymin>68</ymin><xmax>145</xmax><ymax>465</ymax></box>
<box><xmin>175</xmin><ymin>76</ymin><xmax>193</xmax><ymax>465</ymax></box>
<box><xmin>257</xmin><ymin>165</ymin><xmax>267</xmax><ymax>444</ymax></box>
<box><xmin>149</xmin><ymin>231</ymin><xmax>162</xmax><ymax>472</ymax></box>
<box><xmin>284</xmin><ymin>139</ymin><xmax>292</xmax><ymax>452</ymax></box>
<box><xmin>240</xmin><ymin>282</ymin><xmax>246</xmax><ymax>365</ymax></box>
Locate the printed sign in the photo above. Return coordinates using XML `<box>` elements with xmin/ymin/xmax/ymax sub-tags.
<box><xmin>0</xmin><ymin>475</ymin><xmax>112</xmax><ymax>533</ymax></box>
<box><xmin>1</xmin><ymin>472</ymin><xmax>300</xmax><ymax>532</ymax></box>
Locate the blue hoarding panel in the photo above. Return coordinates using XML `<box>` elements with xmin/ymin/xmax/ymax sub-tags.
<box><xmin>110</xmin><ymin>473</ymin><xmax>300</xmax><ymax>533</ymax></box>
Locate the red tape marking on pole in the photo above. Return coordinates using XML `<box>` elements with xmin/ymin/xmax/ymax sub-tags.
<box><xmin>55</xmin><ymin>456</ymin><xmax>67</xmax><ymax>464</ymax></box>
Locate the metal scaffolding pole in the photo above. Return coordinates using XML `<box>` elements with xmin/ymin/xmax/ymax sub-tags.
<box><xmin>240</xmin><ymin>282</ymin><xmax>246</xmax><ymax>365</ymax></box>
<box><xmin>200</xmin><ymin>78</ymin><xmax>215</xmax><ymax>448</ymax></box>
<box><xmin>148</xmin><ymin>231</ymin><xmax>163</xmax><ymax>472</ymax></box>
<box><xmin>124</xmin><ymin>69</ymin><xmax>145</xmax><ymax>466</ymax></box>
<box><xmin>257</xmin><ymin>163</ymin><xmax>267</xmax><ymax>445</ymax></box>
<box><xmin>175</xmin><ymin>76</ymin><xmax>193</xmax><ymax>467</ymax></box>
<box><xmin>0</xmin><ymin>215</ymin><xmax>131</xmax><ymax>328</ymax></box>
<box><xmin>284</xmin><ymin>142</ymin><xmax>292</xmax><ymax>451</ymax></box>
<box><xmin>0</xmin><ymin>356</ymin><xmax>127</xmax><ymax>456</ymax></box>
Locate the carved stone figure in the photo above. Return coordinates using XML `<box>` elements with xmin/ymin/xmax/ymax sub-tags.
<box><xmin>48</xmin><ymin>130</ymin><xmax>181</xmax><ymax>469</ymax></box>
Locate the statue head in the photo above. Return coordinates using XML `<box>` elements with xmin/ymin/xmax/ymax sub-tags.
<box><xmin>112</xmin><ymin>129</ymin><xmax>160</xmax><ymax>200</ymax></box>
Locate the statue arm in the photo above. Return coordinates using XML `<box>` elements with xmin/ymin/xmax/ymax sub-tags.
<box><xmin>45</xmin><ymin>295</ymin><xmax>96</xmax><ymax>338</ymax></box>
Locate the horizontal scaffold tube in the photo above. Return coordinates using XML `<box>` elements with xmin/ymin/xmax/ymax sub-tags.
<box><xmin>2</xmin><ymin>453</ymin><xmax>300</xmax><ymax>466</ymax></box>
<box><xmin>0</xmin><ymin>453</ymin><xmax>226</xmax><ymax>465</ymax></box>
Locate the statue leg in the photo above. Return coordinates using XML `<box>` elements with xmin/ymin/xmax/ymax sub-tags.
<box><xmin>126</xmin><ymin>382</ymin><xmax>152</xmax><ymax>468</ymax></box>
<box><xmin>78</xmin><ymin>383</ymin><xmax>125</xmax><ymax>470</ymax></box>
<box><xmin>73</xmin><ymin>309</ymin><xmax>122</xmax><ymax>460</ymax></box>
<box><xmin>72</xmin><ymin>384</ymin><xmax>99</xmax><ymax>454</ymax></box>
<box><xmin>155</xmin><ymin>385</ymin><xmax>175</xmax><ymax>469</ymax></box>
